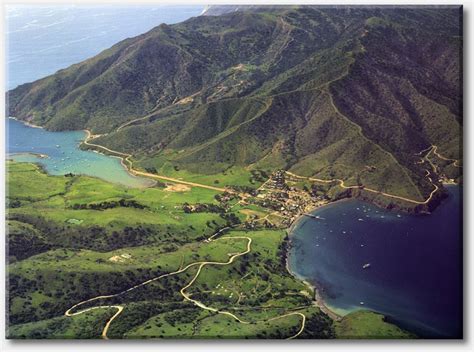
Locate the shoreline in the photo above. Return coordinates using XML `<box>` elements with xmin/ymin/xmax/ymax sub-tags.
<box><xmin>283</xmin><ymin>193</ymin><xmax>430</xmax><ymax>323</ymax></box>
<box><xmin>8</xmin><ymin>119</ymin><xmax>155</xmax><ymax>188</ymax></box>
<box><xmin>7</xmin><ymin>152</ymin><xmax>49</xmax><ymax>159</ymax></box>
<box><xmin>285</xmin><ymin>256</ymin><xmax>343</xmax><ymax>322</ymax></box>
<box><xmin>283</xmin><ymin>188</ymin><xmax>460</xmax><ymax>336</ymax></box>
<box><xmin>282</xmin><ymin>194</ymin><xmax>417</xmax><ymax>323</ymax></box>
<box><xmin>82</xmin><ymin>129</ymin><xmax>157</xmax><ymax>188</ymax></box>
<box><xmin>9</xmin><ymin>116</ymin><xmax>43</xmax><ymax>129</ymax></box>
<box><xmin>284</xmin><ymin>199</ymin><xmax>352</xmax><ymax>323</ymax></box>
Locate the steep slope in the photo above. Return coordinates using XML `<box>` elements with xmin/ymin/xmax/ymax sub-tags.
<box><xmin>7</xmin><ymin>6</ymin><xmax>462</xmax><ymax>208</ymax></box>
<box><xmin>7</xmin><ymin>8</ymin><xmax>348</xmax><ymax>132</ymax></box>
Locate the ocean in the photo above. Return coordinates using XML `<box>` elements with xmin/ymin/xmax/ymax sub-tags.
<box><xmin>5</xmin><ymin>5</ymin><xmax>204</xmax><ymax>186</ymax></box>
<box><xmin>5</xmin><ymin>4</ymin><xmax>204</xmax><ymax>89</ymax></box>
<box><xmin>288</xmin><ymin>187</ymin><xmax>462</xmax><ymax>338</ymax></box>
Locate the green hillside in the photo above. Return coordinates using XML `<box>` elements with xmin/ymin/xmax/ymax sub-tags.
<box><xmin>7</xmin><ymin>6</ymin><xmax>462</xmax><ymax>207</ymax></box>
<box><xmin>6</xmin><ymin>5</ymin><xmax>461</xmax><ymax>339</ymax></box>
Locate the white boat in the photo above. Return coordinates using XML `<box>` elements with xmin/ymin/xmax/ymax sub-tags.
<box><xmin>362</xmin><ymin>263</ymin><xmax>371</xmax><ymax>269</ymax></box>
<box><xmin>360</xmin><ymin>301</ymin><xmax>364</xmax><ymax>305</ymax></box>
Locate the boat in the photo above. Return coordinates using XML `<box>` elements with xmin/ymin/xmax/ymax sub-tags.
<box><xmin>362</xmin><ymin>263</ymin><xmax>371</xmax><ymax>269</ymax></box>
<box><xmin>360</xmin><ymin>302</ymin><xmax>364</xmax><ymax>305</ymax></box>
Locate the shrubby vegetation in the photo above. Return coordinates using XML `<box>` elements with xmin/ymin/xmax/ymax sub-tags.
<box><xmin>7</xmin><ymin>6</ymin><xmax>461</xmax><ymax>199</ymax></box>
<box><xmin>7</xmin><ymin>161</ymin><xmax>411</xmax><ymax>338</ymax></box>
<box><xmin>4</xmin><ymin>4</ymin><xmax>453</xmax><ymax>338</ymax></box>
<box><xmin>70</xmin><ymin>198</ymin><xmax>148</xmax><ymax>211</ymax></box>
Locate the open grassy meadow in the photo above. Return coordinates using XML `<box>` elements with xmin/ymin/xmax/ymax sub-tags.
<box><xmin>6</xmin><ymin>160</ymin><xmax>412</xmax><ymax>339</ymax></box>
<box><xmin>7</xmin><ymin>161</ymin><xmax>322</xmax><ymax>338</ymax></box>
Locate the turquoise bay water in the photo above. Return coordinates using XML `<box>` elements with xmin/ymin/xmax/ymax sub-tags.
<box><xmin>288</xmin><ymin>187</ymin><xmax>462</xmax><ymax>338</ymax></box>
<box><xmin>7</xmin><ymin>118</ymin><xmax>153</xmax><ymax>188</ymax></box>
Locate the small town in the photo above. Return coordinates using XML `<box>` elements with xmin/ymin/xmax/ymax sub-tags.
<box><xmin>236</xmin><ymin>170</ymin><xmax>331</xmax><ymax>228</ymax></box>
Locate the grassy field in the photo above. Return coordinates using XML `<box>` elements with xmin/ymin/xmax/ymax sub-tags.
<box><xmin>335</xmin><ymin>311</ymin><xmax>413</xmax><ymax>339</ymax></box>
<box><xmin>6</xmin><ymin>160</ymin><xmax>411</xmax><ymax>339</ymax></box>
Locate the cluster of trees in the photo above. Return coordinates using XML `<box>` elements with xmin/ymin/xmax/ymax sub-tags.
<box><xmin>214</xmin><ymin>192</ymin><xmax>239</xmax><ymax>203</ymax></box>
<box><xmin>297</xmin><ymin>312</ymin><xmax>335</xmax><ymax>339</ymax></box>
<box><xmin>249</xmin><ymin>169</ymin><xmax>269</xmax><ymax>184</ymax></box>
<box><xmin>70</xmin><ymin>198</ymin><xmax>148</xmax><ymax>211</ymax></box>
<box><xmin>276</xmin><ymin>234</ymin><xmax>290</xmax><ymax>270</ymax></box>
<box><xmin>145</xmin><ymin>167</ymin><xmax>157</xmax><ymax>174</ymax></box>
<box><xmin>182</xmin><ymin>202</ymin><xmax>226</xmax><ymax>214</ymax></box>
<box><xmin>163</xmin><ymin>308</ymin><xmax>201</xmax><ymax>327</ymax></box>
<box><xmin>305</xmin><ymin>184</ymin><xmax>331</xmax><ymax>199</ymax></box>
<box><xmin>227</xmin><ymin>185</ymin><xmax>259</xmax><ymax>196</ymax></box>
<box><xmin>220</xmin><ymin>212</ymin><xmax>241</xmax><ymax>226</ymax></box>
<box><xmin>109</xmin><ymin>301</ymin><xmax>190</xmax><ymax>338</ymax></box>
<box><xmin>8</xmin><ymin>226</ymin><xmax>52</xmax><ymax>261</ymax></box>
<box><xmin>9</xmin><ymin>213</ymin><xmax>175</xmax><ymax>251</ymax></box>
<box><xmin>253</xmin><ymin>198</ymin><xmax>282</xmax><ymax>211</ymax></box>
<box><xmin>7</xmin><ymin>198</ymin><xmax>22</xmax><ymax>208</ymax></box>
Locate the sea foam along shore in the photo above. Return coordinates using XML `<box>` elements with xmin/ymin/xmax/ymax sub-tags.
<box><xmin>9</xmin><ymin>116</ymin><xmax>43</xmax><ymax>129</ymax></box>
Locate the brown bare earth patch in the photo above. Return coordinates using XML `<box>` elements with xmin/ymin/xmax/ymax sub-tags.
<box><xmin>239</xmin><ymin>209</ymin><xmax>266</xmax><ymax>220</ymax></box>
<box><xmin>109</xmin><ymin>253</ymin><xmax>132</xmax><ymax>263</ymax></box>
<box><xmin>176</xmin><ymin>96</ymin><xmax>194</xmax><ymax>105</ymax></box>
<box><xmin>164</xmin><ymin>183</ymin><xmax>191</xmax><ymax>192</ymax></box>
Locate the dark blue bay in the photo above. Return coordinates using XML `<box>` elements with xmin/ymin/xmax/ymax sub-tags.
<box><xmin>288</xmin><ymin>187</ymin><xmax>462</xmax><ymax>338</ymax></box>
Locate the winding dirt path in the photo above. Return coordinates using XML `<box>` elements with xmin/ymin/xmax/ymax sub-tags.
<box><xmin>431</xmin><ymin>145</ymin><xmax>462</xmax><ymax>167</ymax></box>
<box><xmin>286</xmin><ymin>144</ymin><xmax>462</xmax><ymax>206</ymax></box>
<box><xmin>64</xmin><ymin>232</ymin><xmax>306</xmax><ymax>339</ymax></box>
<box><xmin>74</xmin><ymin>130</ymin><xmax>459</xmax><ymax>339</ymax></box>
<box><xmin>285</xmin><ymin>170</ymin><xmax>438</xmax><ymax>205</ymax></box>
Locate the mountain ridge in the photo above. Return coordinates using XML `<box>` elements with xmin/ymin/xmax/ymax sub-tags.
<box><xmin>6</xmin><ymin>6</ymin><xmax>462</xmax><ymax>209</ymax></box>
